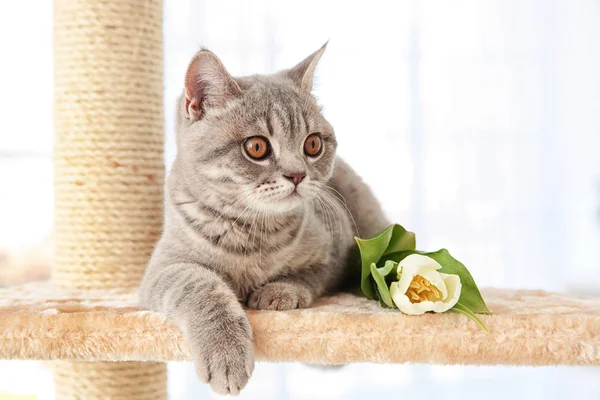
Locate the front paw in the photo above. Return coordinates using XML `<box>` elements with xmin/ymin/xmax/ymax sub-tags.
<box><xmin>247</xmin><ymin>281</ymin><xmax>312</xmax><ymax>310</ymax></box>
<box><xmin>189</xmin><ymin>316</ymin><xmax>255</xmax><ymax>396</ymax></box>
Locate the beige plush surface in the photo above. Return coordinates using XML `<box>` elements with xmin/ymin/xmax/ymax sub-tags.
<box><xmin>0</xmin><ymin>283</ymin><xmax>599</xmax><ymax>366</ymax></box>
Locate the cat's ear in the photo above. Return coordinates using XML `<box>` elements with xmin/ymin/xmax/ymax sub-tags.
<box><xmin>285</xmin><ymin>42</ymin><xmax>328</xmax><ymax>92</ymax></box>
<box><xmin>184</xmin><ymin>50</ymin><xmax>242</xmax><ymax>120</ymax></box>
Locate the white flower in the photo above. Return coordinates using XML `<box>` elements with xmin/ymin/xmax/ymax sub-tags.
<box><xmin>390</xmin><ymin>254</ymin><xmax>461</xmax><ymax>315</ymax></box>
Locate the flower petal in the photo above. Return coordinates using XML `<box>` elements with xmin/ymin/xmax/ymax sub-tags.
<box><xmin>390</xmin><ymin>282</ymin><xmax>410</xmax><ymax>308</ymax></box>
<box><xmin>394</xmin><ymin>265</ymin><xmax>417</xmax><ymax>296</ymax></box>
<box><xmin>430</xmin><ymin>274</ymin><xmax>462</xmax><ymax>312</ymax></box>
<box><xmin>398</xmin><ymin>254</ymin><xmax>442</xmax><ymax>273</ymax></box>
<box><xmin>395</xmin><ymin>254</ymin><xmax>442</xmax><ymax>294</ymax></box>
<box><xmin>391</xmin><ymin>282</ymin><xmax>418</xmax><ymax>314</ymax></box>
<box><xmin>391</xmin><ymin>282</ymin><xmax>436</xmax><ymax>315</ymax></box>
<box><xmin>441</xmin><ymin>274</ymin><xmax>461</xmax><ymax>305</ymax></box>
<box><xmin>404</xmin><ymin>301</ymin><xmax>437</xmax><ymax>315</ymax></box>
<box><xmin>419</xmin><ymin>269</ymin><xmax>448</xmax><ymax>299</ymax></box>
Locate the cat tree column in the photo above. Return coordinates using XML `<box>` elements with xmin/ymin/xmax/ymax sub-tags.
<box><xmin>53</xmin><ymin>0</ymin><xmax>166</xmax><ymax>398</ymax></box>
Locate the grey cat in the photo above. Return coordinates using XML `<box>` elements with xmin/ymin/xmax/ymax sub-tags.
<box><xmin>139</xmin><ymin>43</ymin><xmax>388</xmax><ymax>395</ymax></box>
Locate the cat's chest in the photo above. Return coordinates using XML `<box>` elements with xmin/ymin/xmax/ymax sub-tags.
<box><xmin>219</xmin><ymin>217</ymin><xmax>332</xmax><ymax>297</ymax></box>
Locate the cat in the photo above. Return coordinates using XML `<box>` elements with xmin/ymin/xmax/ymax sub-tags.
<box><xmin>139</xmin><ymin>43</ymin><xmax>389</xmax><ymax>395</ymax></box>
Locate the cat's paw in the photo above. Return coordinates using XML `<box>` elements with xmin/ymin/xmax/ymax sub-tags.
<box><xmin>189</xmin><ymin>315</ymin><xmax>255</xmax><ymax>396</ymax></box>
<box><xmin>247</xmin><ymin>281</ymin><xmax>313</xmax><ymax>310</ymax></box>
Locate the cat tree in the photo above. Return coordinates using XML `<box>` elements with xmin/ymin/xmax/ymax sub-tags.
<box><xmin>0</xmin><ymin>0</ymin><xmax>599</xmax><ymax>398</ymax></box>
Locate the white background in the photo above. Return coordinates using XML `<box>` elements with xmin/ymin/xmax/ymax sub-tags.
<box><xmin>1</xmin><ymin>0</ymin><xmax>599</xmax><ymax>399</ymax></box>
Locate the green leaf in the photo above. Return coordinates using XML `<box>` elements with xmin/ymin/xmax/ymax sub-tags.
<box><xmin>451</xmin><ymin>302</ymin><xmax>489</xmax><ymax>332</ymax></box>
<box><xmin>376</xmin><ymin>260</ymin><xmax>397</xmax><ymax>278</ymax></box>
<box><xmin>384</xmin><ymin>225</ymin><xmax>417</xmax><ymax>256</ymax></box>
<box><xmin>381</xmin><ymin>249</ymin><xmax>491</xmax><ymax>315</ymax></box>
<box><xmin>370</xmin><ymin>263</ymin><xmax>394</xmax><ymax>308</ymax></box>
<box><xmin>432</xmin><ymin>249</ymin><xmax>491</xmax><ymax>315</ymax></box>
<box><xmin>355</xmin><ymin>224</ymin><xmax>416</xmax><ymax>299</ymax></box>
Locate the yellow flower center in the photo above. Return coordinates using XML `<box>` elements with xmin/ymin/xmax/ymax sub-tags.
<box><xmin>406</xmin><ymin>275</ymin><xmax>443</xmax><ymax>303</ymax></box>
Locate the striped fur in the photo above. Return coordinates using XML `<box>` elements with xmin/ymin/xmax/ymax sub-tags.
<box><xmin>139</xmin><ymin>44</ymin><xmax>388</xmax><ymax>395</ymax></box>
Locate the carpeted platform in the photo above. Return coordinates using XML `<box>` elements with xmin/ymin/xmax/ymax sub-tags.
<box><xmin>1</xmin><ymin>283</ymin><xmax>599</xmax><ymax>365</ymax></box>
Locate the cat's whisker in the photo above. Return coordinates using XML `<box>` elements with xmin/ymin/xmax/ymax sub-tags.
<box><xmin>258</xmin><ymin>206</ymin><xmax>265</xmax><ymax>264</ymax></box>
<box><xmin>316</xmin><ymin>183</ymin><xmax>356</xmax><ymax>233</ymax></box>
<box><xmin>314</xmin><ymin>194</ymin><xmax>335</xmax><ymax>239</ymax></box>
<box><xmin>311</xmin><ymin>195</ymin><xmax>327</xmax><ymax>230</ymax></box>
<box><xmin>207</xmin><ymin>189</ymin><xmax>257</xmax><ymax>243</ymax></box>
<box><xmin>245</xmin><ymin>197</ymin><xmax>264</xmax><ymax>260</ymax></box>
<box><xmin>237</xmin><ymin>206</ymin><xmax>257</xmax><ymax>276</ymax></box>
<box><xmin>334</xmin><ymin>161</ymin><xmax>351</xmax><ymax>175</ymax></box>
<box><xmin>250</xmin><ymin>207</ymin><xmax>262</xmax><ymax>255</ymax></box>
<box><xmin>317</xmin><ymin>192</ymin><xmax>343</xmax><ymax>242</ymax></box>
<box><xmin>321</xmin><ymin>186</ymin><xmax>360</xmax><ymax>237</ymax></box>
<box><xmin>240</xmin><ymin>207</ymin><xmax>258</xmax><ymax>264</ymax></box>
<box><xmin>305</xmin><ymin>183</ymin><xmax>333</xmax><ymax>230</ymax></box>
<box><xmin>172</xmin><ymin>201</ymin><xmax>197</xmax><ymax>206</ymax></box>
<box><xmin>321</xmin><ymin>185</ymin><xmax>347</xmax><ymax>205</ymax></box>
<box><xmin>216</xmin><ymin>198</ymin><xmax>255</xmax><ymax>253</ymax></box>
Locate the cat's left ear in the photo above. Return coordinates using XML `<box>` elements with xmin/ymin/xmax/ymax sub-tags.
<box><xmin>284</xmin><ymin>42</ymin><xmax>328</xmax><ymax>92</ymax></box>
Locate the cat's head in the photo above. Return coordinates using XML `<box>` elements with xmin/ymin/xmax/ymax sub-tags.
<box><xmin>176</xmin><ymin>44</ymin><xmax>336</xmax><ymax>214</ymax></box>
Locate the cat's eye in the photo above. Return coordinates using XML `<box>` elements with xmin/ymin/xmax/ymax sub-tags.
<box><xmin>243</xmin><ymin>136</ymin><xmax>271</xmax><ymax>160</ymax></box>
<box><xmin>304</xmin><ymin>133</ymin><xmax>323</xmax><ymax>157</ymax></box>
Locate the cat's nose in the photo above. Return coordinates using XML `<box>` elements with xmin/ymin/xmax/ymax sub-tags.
<box><xmin>283</xmin><ymin>172</ymin><xmax>306</xmax><ymax>186</ymax></box>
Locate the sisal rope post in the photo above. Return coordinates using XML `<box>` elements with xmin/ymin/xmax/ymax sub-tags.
<box><xmin>53</xmin><ymin>0</ymin><xmax>166</xmax><ymax>398</ymax></box>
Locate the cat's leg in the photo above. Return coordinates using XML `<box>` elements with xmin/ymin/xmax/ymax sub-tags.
<box><xmin>246</xmin><ymin>263</ymin><xmax>332</xmax><ymax>310</ymax></box>
<box><xmin>328</xmin><ymin>157</ymin><xmax>389</xmax><ymax>238</ymax></box>
<box><xmin>139</xmin><ymin>249</ymin><xmax>254</xmax><ymax>395</ymax></box>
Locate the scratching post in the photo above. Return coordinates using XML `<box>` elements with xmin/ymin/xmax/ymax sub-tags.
<box><xmin>53</xmin><ymin>0</ymin><xmax>166</xmax><ymax>398</ymax></box>
<box><xmin>54</xmin><ymin>361</ymin><xmax>167</xmax><ymax>400</ymax></box>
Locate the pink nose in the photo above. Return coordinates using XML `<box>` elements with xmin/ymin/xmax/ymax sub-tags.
<box><xmin>284</xmin><ymin>172</ymin><xmax>306</xmax><ymax>186</ymax></box>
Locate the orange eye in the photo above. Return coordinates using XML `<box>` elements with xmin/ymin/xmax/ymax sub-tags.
<box><xmin>243</xmin><ymin>136</ymin><xmax>270</xmax><ymax>160</ymax></box>
<box><xmin>304</xmin><ymin>133</ymin><xmax>323</xmax><ymax>157</ymax></box>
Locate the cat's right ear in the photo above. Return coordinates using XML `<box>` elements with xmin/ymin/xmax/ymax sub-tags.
<box><xmin>184</xmin><ymin>50</ymin><xmax>242</xmax><ymax>120</ymax></box>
